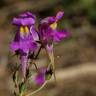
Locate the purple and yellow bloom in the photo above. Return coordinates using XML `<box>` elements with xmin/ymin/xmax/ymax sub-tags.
<box><xmin>10</xmin><ymin>12</ymin><xmax>38</xmax><ymax>53</ymax></box>
<box><xmin>10</xmin><ymin>12</ymin><xmax>39</xmax><ymax>77</ymax></box>
<box><xmin>38</xmin><ymin>12</ymin><xmax>68</xmax><ymax>78</ymax></box>
<box><xmin>39</xmin><ymin>11</ymin><xmax>68</xmax><ymax>66</ymax></box>
<box><xmin>39</xmin><ymin>11</ymin><xmax>67</xmax><ymax>45</ymax></box>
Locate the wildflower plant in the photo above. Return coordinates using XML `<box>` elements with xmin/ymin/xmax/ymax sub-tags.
<box><xmin>10</xmin><ymin>11</ymin><xmax>68</xmax><ymax>96</ymax></box>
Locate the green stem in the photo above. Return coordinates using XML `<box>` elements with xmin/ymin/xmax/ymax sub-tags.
<box><xmin>45</xmin><ymin>45</ymin><xmax>56</xmax><ymax>82</ymax></box>
<box><xmin>26</xmin><ymin>81</ymin><xmax>47</xmax><ymax>96</ymax></box>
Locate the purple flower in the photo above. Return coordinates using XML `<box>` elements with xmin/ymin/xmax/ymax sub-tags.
<box><xmin>33</xmin><ymin>67</ymin><xmax>53</xmax><ymax>85</ymax></box>
<box><xmin>10</xmin><ymin>12</ymin><xmax>38</xmax><ymax>53</ymax></box>
<box><xmin>38</xmin><ymin>12</ymin><xmax>68</xmax><ymax>74</ymax></box>
<box><xmin>10</xmin><ymin>12</ymin><xmax>39</xmax><ymax>77</ymax></box>
<box><xmin>39</xmin><ymin>11</ymin><xmax>68</xmax><ymax>44</ymax></box>
<box><xmin>33</xmin><ymin>67</ymin><xmax>46</xmax><ymax>85</ymax></box>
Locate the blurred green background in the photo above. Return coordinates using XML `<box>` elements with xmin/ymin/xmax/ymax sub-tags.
<box><xmin>0</xmin><ymin>0</ymin><xmax>96</xmax><ymax>96</ymax></box>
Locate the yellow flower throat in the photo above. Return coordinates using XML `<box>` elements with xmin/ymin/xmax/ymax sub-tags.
<box><xmin>20</xmin><ymin>26</ymin><xmax>29</xmax><ymax>36</ymax></box>
<box><xmin>50</xmin><ymin>22</ymin><xmax>57</xmax><ymax>30</ymax></box>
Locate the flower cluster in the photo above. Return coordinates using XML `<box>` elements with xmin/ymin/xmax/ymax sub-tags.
<box><xmin>10</xmin><ymin>11</ymin><xmax>68</xmax><ymax>96</ymax></box>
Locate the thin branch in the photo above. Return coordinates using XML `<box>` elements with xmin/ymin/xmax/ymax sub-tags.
<box><xmin>34</xmin><ymin>45</ymin><xmax>42</xmax><ymax>59</ymax></box>
<box><xmin>25</xmin><ymin>81</ymin><xmax>47</xmax><ymax>96</ymax></box>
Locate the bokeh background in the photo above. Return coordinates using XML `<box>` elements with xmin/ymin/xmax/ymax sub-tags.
<box><xmin>0</xmin><ymin>0</ymin><xmax>96</xmax><ymax>96</ymax></box>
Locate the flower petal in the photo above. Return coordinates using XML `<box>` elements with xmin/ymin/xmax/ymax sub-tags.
<box><xmin>33</xmin><ymin>67</ymin><xmax>46</xmax><ymax>85</ymax></box>
<box><xmin>33</xmin><ymin>73</ymin><xmax>45</xmax><ymax>85</ymax></box>
<box><xmin>10</xmin><ymin>42</ymin><xmax>19</xmax><ymax>51</ymax></box>
<box><xmin>30</xmin><ymin>42</ymin><xmax>37</xmax><ymax>51</ymax></box>
<box><xmin>12</xmin><ymin>17</ymin><xmax>35</xmax><ymax>26</ymax></box>
<box><xmin>53</xmin><ymin>30</ymin><xmax>68</xmax><ymax>42</ymax></box>
<box><xmin>41</xmin><ymin>17</ymin><xmax>55</xmax><ymax>24</ymax></box>
<box><xmin>56</xmin><ymin>11</ymin><xmax>64</xmax><ymax>21</ymax></box>
<box><xmin>30</xmin><ymin>26</ymin><xmax>39</xmax><ymax>41</ymax></box>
